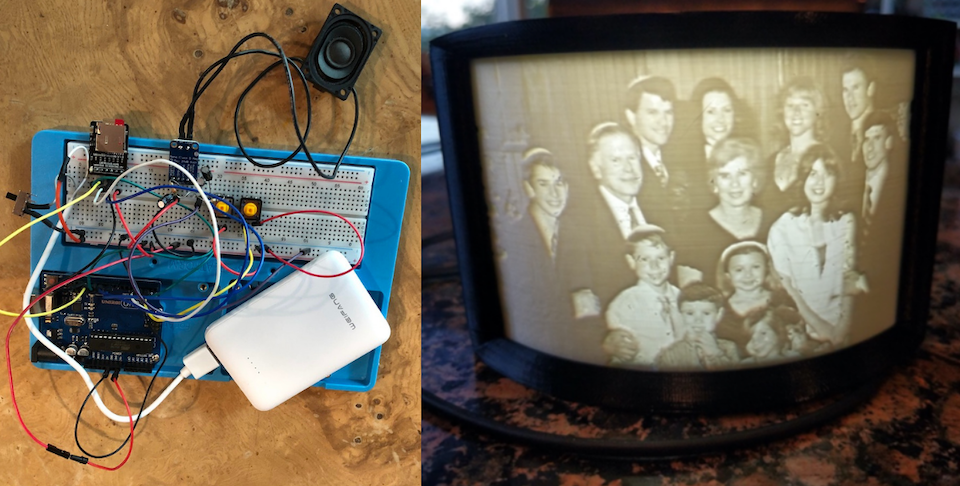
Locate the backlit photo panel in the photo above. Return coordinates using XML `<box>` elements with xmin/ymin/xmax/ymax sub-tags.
<box><xmin>473</xmin><ymin>48</ymin><xmax>914</xmax><ymax>370</ymax></box>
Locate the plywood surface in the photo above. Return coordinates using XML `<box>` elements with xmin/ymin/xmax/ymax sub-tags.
<box><xmin>0</xmin><ymin>1</ymin><xmax>421</xmax><ymax>484</ymax></box>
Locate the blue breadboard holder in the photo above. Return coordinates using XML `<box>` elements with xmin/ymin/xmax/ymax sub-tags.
<box><xmin>29</xmin><ymin>130</ymin><xmax>409</xmax><ymax>392</ymax></box>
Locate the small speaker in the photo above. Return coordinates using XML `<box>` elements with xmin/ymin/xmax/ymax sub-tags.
<box><xmin>304</xmin><ymin>3</ymin><xmax>382</xmax><ymax>100</ymax></box>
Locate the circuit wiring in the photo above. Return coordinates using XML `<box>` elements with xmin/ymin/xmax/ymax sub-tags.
<box><xmin>1</xmin><ymin>29</ymin><xmax>371</xmax><ymax>470</ymax></box>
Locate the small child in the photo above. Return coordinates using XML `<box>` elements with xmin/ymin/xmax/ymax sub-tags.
<box><xmin>742</xmin><ymin>309</ymin><xmax>791</xmax><ymax>364</ymax></box>
<box><xmin>604</xmin><ymin>225</ymin><xmax>682</xmax><ymax>367</ymax></box>
<box><xmin>775</xmin><ymin>306</ymin><xmax>830</xmax><ymax>357</ymax></box>
<box><xmin>655</xmin><ymin>283</ymin><xmax>740</xmax><ymax>370</ymax></box>
<box><xmin>715</xmin><ymin>241</ymin><xmax>794</xmax><ymax>356</ymax></box>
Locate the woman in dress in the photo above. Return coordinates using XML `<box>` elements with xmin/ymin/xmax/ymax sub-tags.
<box><xmin>674</xmin><ymin>136</ymin><xmax>770</xmax><ymax>287</ymax></box>
<box><xmin>766</xmin><ymin>144</ymin><xmax>865</xmax><ymax>346</ymax></box>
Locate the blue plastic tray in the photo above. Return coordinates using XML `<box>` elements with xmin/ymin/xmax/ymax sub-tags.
<box><xmin>29</xmin><ymin>130</ymin><xmax>409</xmax><ymax>392</ymax></box>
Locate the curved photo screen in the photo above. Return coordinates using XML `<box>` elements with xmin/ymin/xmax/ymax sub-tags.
<box><xmin>473</xmin><ymin>48</ymin><xmax>914</xmax><ymax>371</ymax></box>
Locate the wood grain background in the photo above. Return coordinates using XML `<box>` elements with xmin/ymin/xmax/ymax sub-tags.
<box><xmin>0</xmin><ymin>1</ymin><xmax>421</xmax><ymax>484</ymax></box>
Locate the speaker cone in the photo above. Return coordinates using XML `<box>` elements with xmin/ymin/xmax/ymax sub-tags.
<box><xmin>304</xmin><ymin>3</ymin><xmax>381</xmax><ymax>100</ymax></box>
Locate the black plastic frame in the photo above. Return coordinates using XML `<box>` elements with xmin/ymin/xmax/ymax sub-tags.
<box><xmin>430</xmin><ymin>12</ymin><xmax>955</xmax><ymax>413</ymax></box>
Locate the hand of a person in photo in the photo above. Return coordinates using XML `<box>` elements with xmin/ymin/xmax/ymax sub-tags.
<box><xmin>676</xmin><ymin>265</ymin><xmax>704</xmax><ymax>289</ymax></box>
<box><xmin>602</xmin><ymin>329</ymin><xmax>639</xmax><ymax>361</ymax></box>
<box><xmin>572</xmin><ymin>289</ymin><xmax>602</xmax><ymax>319</ymax></box>
<box><xmin>780</xmin><ymin>274</ymin><xmax>799</xmax><ymax>299</ymax></box>
<box><xmin>693</xmin><ymin>330</ymin><xmax>722</xmax><ymax>357</ymax></box>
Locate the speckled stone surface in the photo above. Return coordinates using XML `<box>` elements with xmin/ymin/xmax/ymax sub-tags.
<box><xmin>422</xmin><ymin>172</ymin><xmax>960</xmax><ymax>486</ymax></box>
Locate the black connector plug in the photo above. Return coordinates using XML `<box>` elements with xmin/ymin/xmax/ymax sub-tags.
<box><xmin>46</xmin><ymin>444</ymin><xmax>71</xmax><ymax>459</ymax></box>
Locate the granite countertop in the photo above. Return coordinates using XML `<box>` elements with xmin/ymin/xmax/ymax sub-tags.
<box><xmin>422</xmin><ymin>172</ymin><xmax>960</xmax><ymax>486</ymax></box>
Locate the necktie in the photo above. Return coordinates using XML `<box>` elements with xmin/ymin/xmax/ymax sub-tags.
<box><xmin>653</xmin><ymin>163</ymin><xmax>669</xmax><ymax>188</ymax></box>
<box><xmin>550</xmin><ymin>229</ymin><xmax>558</xmax><ymax>261</ymax></box>
<box><xmin>629</xmin><ymin>207</ymin><xmax>640</xmax><ymax>230</ymax></box>
<box><xmin>659</xmin><ymin>296</ymin><xmax>675</xmax><ymax>331</ymax></box>
<box><xmin>851</xmin><ymin>132</ymin><xmax>859</xmax><ymax>163</ymax></box>
<box><xmin>862</xmin><ymin>185</ymin><xmax>873</xmax><ymax>239</ymax></box>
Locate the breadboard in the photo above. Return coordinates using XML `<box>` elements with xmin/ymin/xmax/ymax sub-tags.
<box><xmin>62</xmin><ymin>142</ymin><xmax>371</xmax><ymax>263</ymax></box>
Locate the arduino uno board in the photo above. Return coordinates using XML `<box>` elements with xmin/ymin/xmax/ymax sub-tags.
<box><xmin>32</xmin><ymin>272</ymin><xmax>163</xmax><ymax>373</ymax></box>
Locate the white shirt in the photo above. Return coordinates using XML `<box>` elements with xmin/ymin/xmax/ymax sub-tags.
<box><xmin>767</xmin><ymin>211</ymin><xmax>855</xmax><ymax>335</ymax></box>
<box><xmin>599</xmin><ymin>185</ymin><xmax>646</xmax><ymax>239</ymax></box>
<box><xmin>606</xmin><ymin>280</ymin><xmax>681</xmax><ymax>366</ymax></box>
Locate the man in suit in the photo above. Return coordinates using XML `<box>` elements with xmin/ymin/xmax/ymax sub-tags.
<box><xmin>501</xmin><ymin>148</ymin><xmax>577</xmax><ymax>360</ymax></box>
<box><xmin>858</xmin><ymin>111</ymin><xmax>903</xmax><ymax>253</ymax></box>
<box><xmin>853</xmin><ymin>110</ymin><xmax>907</xmax><ymax>344</ymax></box>
<box><xmin>555</xmin><ymin>123</ymin><xmax>645</xmax><ymax>364</ymax></box>
<box><xmin>842</xmin><ymin>55</ymin><xmax>878</xmax><ymax>161</ymax></box>
<box><xmin>520</xmin><ymin>148</ymin><xmax>568</xmax><ymax>260</ymax></box>
<box><xmin>836</xmin><ymin>54</ymin><xmax>879</xmax><ymax>203</ymax></box>
<box><xmin>623</xmin><ymin>75</ymin><xmax>679</xmax><ymax>222</ymax></box>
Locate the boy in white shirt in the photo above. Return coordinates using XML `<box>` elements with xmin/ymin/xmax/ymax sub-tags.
<box><xmin>603</xmin><ymin>225</ymin><xmax>681</xmax><ymax>366</ymax></box>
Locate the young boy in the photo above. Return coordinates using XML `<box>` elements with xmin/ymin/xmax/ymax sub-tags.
<box><xmin>656</xmin><ymin>283</ymin><xmax>740</xmax><ymax>370</ymax></box>
<box><xmin>603</xmin><ymin>225</ymin><xmax>682</xmax><ymax>366</ymax></box>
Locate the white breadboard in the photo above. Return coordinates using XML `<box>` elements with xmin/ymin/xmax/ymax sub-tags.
<box><xmin>62</xmin><ymin>142</ymin><xmax>371</xmax><ymax>263</ymax></box>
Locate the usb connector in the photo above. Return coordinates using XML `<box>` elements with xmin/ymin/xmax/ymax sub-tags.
<box><xmin>181</xmin><ymin>345</ymin><xmax>220</xmax><ymax>378</ymax></box>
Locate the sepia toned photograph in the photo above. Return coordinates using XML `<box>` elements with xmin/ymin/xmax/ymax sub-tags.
<box><xmin>472</xmin><ymin>48</ymin><xmax>915</xmax><ymax>371</ymax></box>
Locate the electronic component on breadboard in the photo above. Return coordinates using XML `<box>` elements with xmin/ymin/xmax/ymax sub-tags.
<box><xmin>88</xmin><ymin>119</ymin><xmax>129</xmax><ymax>176</ymax></box>
<box><xmin>214</xmin><ymin>196</ymin><xmax>236</xmax><ymax>227</ymax></box>
<box><xmin>31</xmin><ymin>271</ymin><xmax>163</xmax><ymax>373</ymax></box>
<box><xmin>168</xmin><ymin>139</ymin><xmax>200</xmax><ymax>184</ymax></box>
<box><xmin>239</xmin><ymin>197</ymin><xmax>263</xmax><ymax>225</ymax></box>
<box><xmin>62</xmin><ymin>142</ymin><xmax>373</xmax><ymax>263</ymax></box>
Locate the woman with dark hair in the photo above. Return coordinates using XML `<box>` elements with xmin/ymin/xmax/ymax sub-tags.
<box><xmin>766</xmin><ymin>144</ymin><xmax>864</xmax><ymax>346</ymax></box>
<box><xmin>674</xmin><ymin>136</ymin><xmax>771</xmax><ymax>287</ymax></box>
<box><xmin>676</xmin><ymin>77</ymin><xmax>755</xmax><ymax>220</ymax></box>
<box><xmin>764</xmin><ymin>78</ymin><xmax>829</xmax><ymax>217</ymax></box>
<box><xmin>690</xmin><ymin>77</ymin><xmax>751</xmax><ymax>161</ymax></box>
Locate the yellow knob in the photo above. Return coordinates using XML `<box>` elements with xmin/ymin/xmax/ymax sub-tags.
<box><xmin>242</xmin><ymin>202</ymin><xmax>259</xmax><ymax>217</ymax></box>
<box><xmin>215</xmin><ymin>201</ymin><xmax>229</xmax><ymax>213</ymax></box>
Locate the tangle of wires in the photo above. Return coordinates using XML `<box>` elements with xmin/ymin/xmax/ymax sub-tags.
<box><xmin>74</xmin><ymin>339</ymin><xmax>169</xmax><ymax>459</ymax></box>
<box><xmin>178</xmin><ymin>32</ymin><xmax>359</xmax><ymax>180</ymax></box>
<box><xmin>5</xmin><ymin>154</ymin><xmax>87</xmax><ymax>241</ymax></box>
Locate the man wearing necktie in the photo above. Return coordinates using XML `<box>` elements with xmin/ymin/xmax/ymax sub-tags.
<box><xmin>501</xmin><ymin>148</ymin><xmax>579</xmax><ymax>361</ymax></box>
<box><xmin>623</xmin><ymin>75</ymin><xmax>678</xmax><ymax>225</ymax></box>
<box><xmin>852</xmin><ymin>110</ymin><xmax>907</xmax><ymax>344</ymax></box>
<box><xmin>837</xmin><ymin>53</ymin><xmax>877</xmax><ymax>202</ymax></box>
<box><xmin>555</xmin><ymin>122</ymin><xmax>646</xmax><ymax>364</ymax></box>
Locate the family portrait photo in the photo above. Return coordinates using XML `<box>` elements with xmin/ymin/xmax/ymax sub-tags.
<box><xmin>473</xmin><ymin>47</ymin><xmax>915</xmax><ymax>370</ymax></box>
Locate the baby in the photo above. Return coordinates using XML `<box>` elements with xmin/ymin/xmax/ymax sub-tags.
<box><xmin>655</xmin><ymin>283</ymin><xmax>740</xmax><ymax>370</ymax></box>
<box><xmin>775</xmin><ymin>306</ymin><xmax>830</xmax><ymax>357</ymax></box>
<box><xmin>742</xmin><ymin>309</ymin><xmax>790</xmax><ymax>364</ymax></box>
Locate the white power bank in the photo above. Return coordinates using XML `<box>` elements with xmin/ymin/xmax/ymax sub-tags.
<box><xmin>204</xmin><ymin>251</ymin><xmax>391</xmax><ymax>411</ymax></box>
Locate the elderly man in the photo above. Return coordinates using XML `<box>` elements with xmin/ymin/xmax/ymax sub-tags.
<box><xmin>552</xmin><ymin>123</ymin><xmax>647</xmax><ymax>366</ymax></box>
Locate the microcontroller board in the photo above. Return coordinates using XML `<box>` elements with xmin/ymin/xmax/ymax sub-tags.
<box><xmin>31</xmin><ymin>271</ymin><xmax>164</xmax><ymax>373</ymax></box>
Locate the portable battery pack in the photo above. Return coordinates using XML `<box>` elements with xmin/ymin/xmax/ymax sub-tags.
<box><xmin>204</xmin><ymin>251</ymin><xmax>391</xmax><ymax>411</ymax></box>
